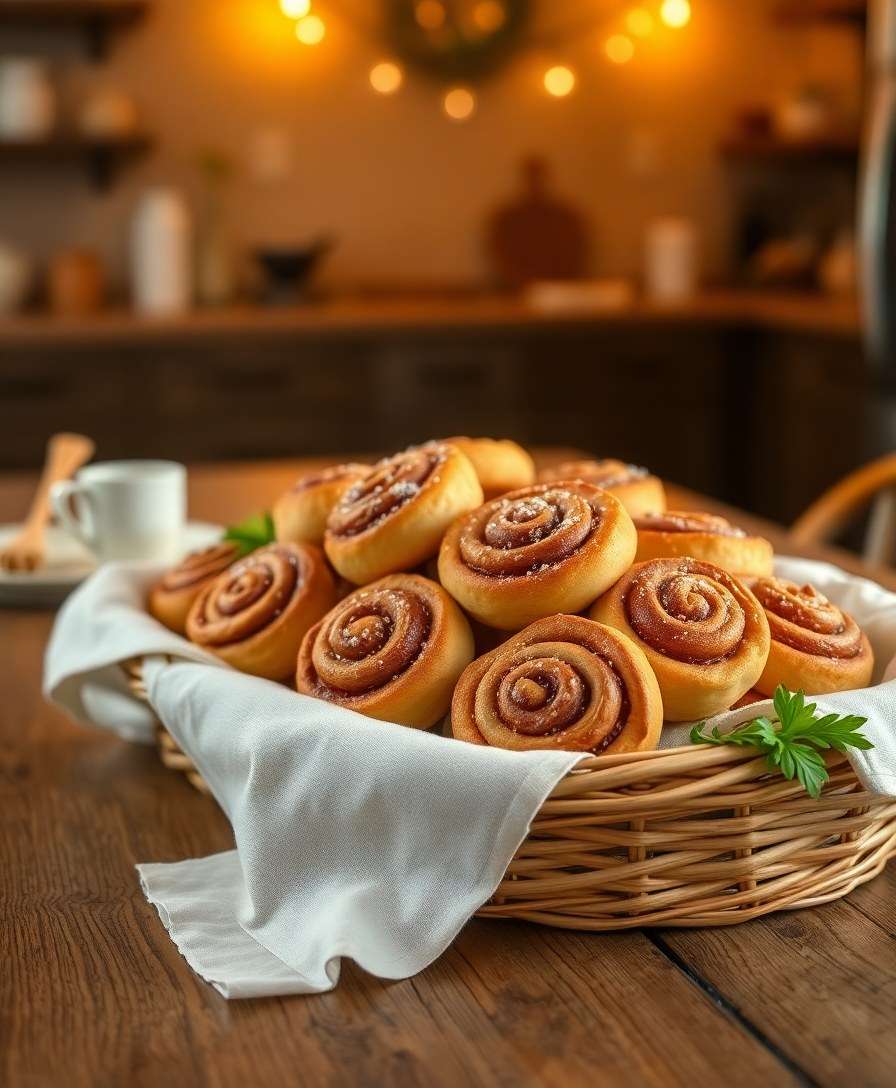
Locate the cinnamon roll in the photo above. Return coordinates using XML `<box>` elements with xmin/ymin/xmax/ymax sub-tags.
<box><xmin>452</xmin><ymin>615</ymin><xmax>663</xmax><ymax>754</ymax></box>
<box><xmin>634</xmin><ymin>511</ymin><xmax>774</xmax><ymax>578</ymax></box>
<box><xmin>438</xmin><ymin>481</ymin><xmax>637</xmax><ymax>631</ymax></box>
<box><xmin>750</xmin><ymin>577</ymin><xmax>874</xmax><ymax>696</ymax></box>
<box><xmin>537</xmin><ymin>459</ymin><xmax>665</xmax><ymax>517</ymax></box>
<box><xmin>591</xmin><ymin>557</ymin><xmax>770</xmax><ymax>721</ymax></box>
<box><xmin>273</xmin><ymin>462</ymin><xmax>369</xmax><ymax>545</ymax></box>
<box><xmin>443</xmin><ymin>437</ymin><xmax>535</xmax><ymax>499</ymax></box>
<box><xmin>186</xmin><ymin>542</ymin><xmax>336</xmax><ymax>681</ymax></box>
<box><xmin>324</xmin><ymin>443</ymin><xmax>483</xmax><ymax>585</ymax></box>
<box><xmin>148</xmin><ymin>541</ymin><xmax>241</xmax><ymax>635</ymax></box>
<box><xmin>296</xmin><ymin>574</ymin><xmax>474</xmax><ymax>728</ymax></box>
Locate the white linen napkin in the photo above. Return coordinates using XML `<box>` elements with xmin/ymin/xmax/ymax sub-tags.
<box><xmin>44</xmin><ymin>556</ymin><xmax>896</xmax><ymax>998</ymax></box>
<box><xmin>44</xmin><ymin>563</ymin><xmax>580</xmax><ymax>996</ymax></box>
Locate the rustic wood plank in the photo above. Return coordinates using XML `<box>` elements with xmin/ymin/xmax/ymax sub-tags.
<box><xmin>2</xmin><ymin>609</ymin><xmax>796</xmax><ymax>1088</ymax></box>
<box><xmin>844</xmin><ymin>855</ymin><xmax>896</xmax><ymax>934</ymax></box>
<box><xmin>2</xmin><ymin>460</ymin><xmax>893</xmax><ymax>1087</ymax></box>
<box><xmin>657</xmin><ymin>893</ymin><xmax>896</xmax><ymax>1087</ymax></box>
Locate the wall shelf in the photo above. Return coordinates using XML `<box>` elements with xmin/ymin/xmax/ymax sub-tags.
<box><xmin>0</xmin><ymin>1</ymin><xmax>149</xmax><ymax>60</ymax></box>
<box><xmin>719</xmin><ymin>134</ymin><xmax>860</xmax><ymax>165</ymax></box>
<box><xmin>0</xmin><ymin>133</ymin><xmax>153</xmax><ymax>190</ymax></box>
<box><xmin>774</xmin><ymin>1</ymin><xmax>866</xmax><ymax>26</ymax></box>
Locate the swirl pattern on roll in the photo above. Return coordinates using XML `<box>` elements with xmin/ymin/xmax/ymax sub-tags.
<box><xmin>458</xmin><ymin>484</ymin><xmax>605</xmax><ymax>576</ymax></box>
<box><xmin>751</xmin><ymin>577</ymin><xmax>864</xmax><ymax>660</ymax></box>
<box><xmin>452</xmin><ymin>615</ymin><xmax>662</xmax><ymax>754</ymax></box>
<box><xmin>634</xmin><ymin>512</ymin><xmax>747</xmax><ymax>538</ymax></box>
<box><xmin>439</xmin><ymin>480</ymin><xmax>637</xmax><ymax>631</ymax></box>
<box><xmin>159</xmin><ymin>542</ymin><xmax>240</xmax><ymax>592</ymax></box>
<box><xmin>328</xmin><ymin>446</ymin><xmax>444</xmax><ymax>538</ymax></box>
<box><xmin>189</xmin><ymin>544</ymin><xmax>311</xmax><ymax>647</ymax></box>
<box><xmin>309</xmin><ymin>583</ymin><xmax>432</xmax><ymax>695</ymax></box>
<box><xmin>624</xmin><ymin>558</ymin><xmax>753</xmax><ymax>664</ymax></box>
<box><xmin>538</xmin><ymin>458</ymin><xmax>647</xmax><ymax>488</ymax></box>
<box><xmin>291</xmin><ymin>463</ymin><xmax>369</xmax><ymax>494</ymax></box>
<box><xmin>297</xmin><ymin>573</ymin><xmax>474</xmax><ymax>728</ymax></box>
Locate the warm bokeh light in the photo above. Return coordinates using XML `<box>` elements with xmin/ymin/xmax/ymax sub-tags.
<box><xmin>604</xmin><ymin>34</ymin><xmax>635</xmax><ymax>65</ymax></box>
<box><xmin>472</xmin><ymin>0</ymin><xmax>506</xmax><ymax>33</ymax></box>
<box><xmin>295</xmin><ymin>13</ymin><xmax>325</xmax><ymax>43</ymax></box>
<box><xmin>369</xmin><ymin>61</ymin><xmax>404</xmax><ymax>95</ymax></box>
<box><xmin>543</xmin><ymin>65</ymin><xmax>575</xmax><ymax>98</ymax></box>
<box><xmin>279</xmin><ymin>0</ymin><xmax>311</xmax><ymax>18</ymax></box>
<box><xmin>660</xmin><ymin>0</ymin><xmax>691</xmax><ymax>28</ymax></box>
<box><xmin>416</xmin><ymin>0</ymin><xmax>446</xmax><ymax>31</ymax></box>
<box><xmin>626</xmin><ymin>7</ymin><xmax>654</xmax><ymax>38</ymax></box>
<box><xmin>442</xmin><ymin>86</ymin><xmax>476</xmax><ymax>121</ymax></box>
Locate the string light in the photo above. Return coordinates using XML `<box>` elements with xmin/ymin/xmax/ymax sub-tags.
<box><xmin>280</xmin><ymin>0</ymin><xmax>692</xmax><ymax>119</ymax></box>
<box><xmin>626</xmin><ymin>8</ymin><xmax>654</xmax><ymax>38</ymax></box>
<box><xmin>295</xmin><ymin>13</ymin><xmax>325</xmax><ymax>43</ymax></box>
<box><xmin>416</xmin><ymin>0</ymin><xmax>446</xmax><ymax>31</ymax></box>
<box><xmin>442</xmin><ymin>86</ymin><xmax>476</xmax><ymax>121</ymax></box>
<box><xmin>604</xmin><ymin>34</ymin><xmax>634</xmax><ymax>65</ymax></box>
<box><xmin>370</xmin><ymin>61</ymin><xmax>404</xmax><ymax>95</ymax></box>
<box><xmin>543</xmin><ymin>65</ymin><xmax>575</xmax><ymax>97</ymax></box>
<box><xmin>280</xmin><ymin>0</ymin><xmax>311</xmax><ymax>17</ymax></box>
<box><xmin>660</xmin><ymin>0</ymin><xmax>691</xmax><ymax>28</ymax></box>
<box><xmin>472</xmin><ymin>1</ymin><xmax>506</xmax><ymax>33</ymax></box>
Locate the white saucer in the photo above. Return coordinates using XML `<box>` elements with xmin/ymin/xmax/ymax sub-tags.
<box><xmin>0</xmin><ymin>521</ymin><xmax>223</xmax><ymax>609</ymax></box>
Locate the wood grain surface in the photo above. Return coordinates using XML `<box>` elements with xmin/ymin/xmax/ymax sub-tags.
<box><xmin>0</xmin><ymin>290</ymin><xmax>861</xmax><ymax>349</ymax></box>
<box><xmin>2</xmin><ymin>458</ymin><xmax>894</xmax><ymax>1088</ymax></box>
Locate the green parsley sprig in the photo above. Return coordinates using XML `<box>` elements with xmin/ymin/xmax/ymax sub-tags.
<box><xmin>690</xmin><ymin>686</ymin><xmax>873</xmax><ymax>799</ymax></box>
<box><xmin>223</xmin><ymin>511</ymin><xmax>276</xmax><ymax>557</ymax></box>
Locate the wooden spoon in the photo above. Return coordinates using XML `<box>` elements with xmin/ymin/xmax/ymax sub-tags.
<box><xmin>0</xmin><ymin>433</ymin><xmax>95</xmax><ymax>572</ymax></box>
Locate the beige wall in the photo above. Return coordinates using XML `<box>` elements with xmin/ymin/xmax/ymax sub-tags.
<box><xmin>0</xmin><ymin>0</ymin><xmax>862</xmax><ymax>292</ymax></box>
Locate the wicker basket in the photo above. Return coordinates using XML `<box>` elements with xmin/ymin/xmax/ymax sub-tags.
<box><xmin>123</xmin><ymin>659</ymin><xmax>896</xmax><ymax>931</ymax></box>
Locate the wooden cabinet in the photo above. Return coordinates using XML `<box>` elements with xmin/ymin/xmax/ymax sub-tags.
<box><xmin>512</xmin><ymin>328</ymin><xmax>728</xmax><ymax>497</ymax></box>
<box><xmin>752</xmin><ymin>333</ymin><xmax>871</xmax><ymax>523</ymax></box>
<box><xmin>0</xmin><ymin>318</ymin><xmax>878</xmax><ymax>527</ymax></box>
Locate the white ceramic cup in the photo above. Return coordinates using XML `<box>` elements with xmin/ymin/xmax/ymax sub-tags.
<box><xmin>50</xmin><ymin>460</ymin><xmax>186</xmax><ymax>562</ymax></box>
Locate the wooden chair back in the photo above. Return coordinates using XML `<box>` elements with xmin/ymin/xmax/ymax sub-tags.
<box><xmin>791</xmin><ymin>453</ymin><xmax>896</xmax><ymax>565</ymax></box>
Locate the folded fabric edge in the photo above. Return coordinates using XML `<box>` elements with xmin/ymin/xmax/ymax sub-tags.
<box><xmin>138</xmin><ymin>864</ymin><xmax>231</xmax><ymax>998</ymax></box>
<box><xmin>319</xmin><ymin>748</ymin><xmax>587</xmax><ymax>982</ymax></box>
<box><xmin>135</xmin><ymin>748</ymin><xmax>583</xmax><ymax>998</ymax></box>
<box><xmin>137</xmin><ymin>854</ymin><xmax>341</xmax><ymax>998</ymax></box>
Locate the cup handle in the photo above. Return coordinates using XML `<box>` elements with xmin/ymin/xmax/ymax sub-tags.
<box><xmin>50</xmin><ymin>480</ymin><xmax>97</xmax><ymax>550</ymax></box>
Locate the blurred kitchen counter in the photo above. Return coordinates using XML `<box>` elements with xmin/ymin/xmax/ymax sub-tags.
<box><xmin>0</xmin><ymin>288</ymin><xmax>873</xmax><ymax>525</ymax></box>
<box><xmin>0</xmin><ymin>289</ymin><xmax>860</xmax><ymax>346</ymax></box>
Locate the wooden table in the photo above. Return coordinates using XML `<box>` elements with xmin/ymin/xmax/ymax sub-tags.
<box><xmin>3</xmin><ymin>460</ymin><xmax>895</xmax><ymax>1088</ymax></box>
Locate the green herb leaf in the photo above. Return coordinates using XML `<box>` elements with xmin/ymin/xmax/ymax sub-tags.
<box><xmin>690</xmin><ymin>687</ymin><xmax>872</xmax><ymax>799</ymax></box>
<box><xmin>223</xmin><ymin>511</ymin><xmax>275</xmax><ymax>557</ymax></box>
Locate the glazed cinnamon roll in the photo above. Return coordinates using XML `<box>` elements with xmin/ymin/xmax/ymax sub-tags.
<box><xmin>438</xmin><ymin>481</ymin><xmax>637</xmax><ymax>631</ymax></box>
<box><xmin>148</xmin><ymin>541</ymin><xmax>241</xmax><ymax>635</ymax></box>
<box><xmin>750</xmin><ymin>577</ymin><xmax>874</xmax><ymax>696</ymax></box>
<box><xmin>273</xmin><ymin>463</ymin><xmax>369</xmax><ymax>545</ymax></box>
<box><xmin>634</xmin><ymin>511</ymin><xmax>774</xmax><ymax>578</ymax></box>
<box><xmin>296</xmin><ymin>574</ymin><xmax>474</xmax><ymax>728</ymax></box>
<box><xmin>186</xmin><ymin>542</ymin><xmax>336</xmax><ymax>681</ymax></box>
<box><xmin>537</xmin><ymin>459</ymin><xmax>665</xmax><ymax>518</ymax></box>
<box><xmin>452</xmin><ymin>615</ymin><xmax>663</xmax><ymax>754</ymax></box>
<box><xmin>443</xmin><ymin>437</ymin><xmax>535</xmax><ymax>499</ymax></box>
<box><xmin>591</xmin><ymin>557</ymin><xmax>770</xmax><ymax>721</ymax></box>
<box><xmin>324</xmin><ymin>443</ymin><xmax>483</xmax><ymax>585</ymax></box>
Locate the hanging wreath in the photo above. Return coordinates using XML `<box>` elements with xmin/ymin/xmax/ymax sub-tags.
<box><xmin>385</xmin><ymin>0</ymin><xmax>532</xmax><ymax>83</ymax></box>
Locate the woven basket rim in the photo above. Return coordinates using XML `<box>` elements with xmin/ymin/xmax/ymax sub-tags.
<box><xmin>121</xmin><ymin>655</ymin><xmax>896</xmax><ymax>930</ymax></box>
